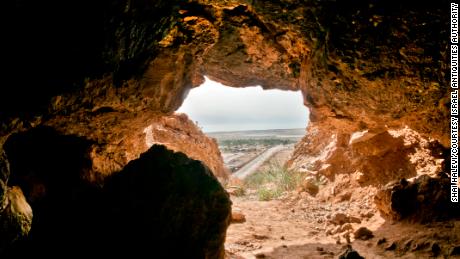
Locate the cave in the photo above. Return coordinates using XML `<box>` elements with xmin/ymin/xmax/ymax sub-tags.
<box><xmin>0</xmin><ymin>0</ymin><xmax>457</xmax><ymax>258</ymax></box>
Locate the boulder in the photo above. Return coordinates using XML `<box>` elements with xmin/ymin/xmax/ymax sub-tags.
<box><xmin>375</xmin><ymin>175</ymin><xmax>460</xmax><ymax>222</ymax></box>
<box><xmin>354</xmin><ymin>227</ymin><xmax>374</xmax><ymax>240</ymax></box>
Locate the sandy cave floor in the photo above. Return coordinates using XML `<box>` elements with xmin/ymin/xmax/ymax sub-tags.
<box><xmin>223</xmin><ymin>144</ymin><xmax>460</xmax><ymax>259</ymax></box>
<box><xmin>225</xmin><ymin>191</ymin><xmax>460</xmax><ymax>259</ymax></box>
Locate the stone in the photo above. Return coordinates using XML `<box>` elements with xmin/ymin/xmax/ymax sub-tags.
<box><xmin>300</xmin><ymin>176</ymin><xmax>319</xmax><ymax>196</ymax></box>
<box><xmin>231</xmin><ymin>211</ymin><xmax>246</xmax><ymax>223</ymax></box>
<box><xmin>330</xmin><ymin>213</ymin><xmax>349</xmax><ymax>225</ymax></box>
<box><xmin>354</xmin><ymin>227</ymin><xmax>374</xmax><ymax>240</ymax></box>
<box><xmin>340</xmin><ymin>223</ymin><xmax>353</xmax><ymax>233</ymax></box>
<box><xmin>0</xmin><ymin>186</ymin><xmax>33</xmax><ymax>251</ymax></box>
<box><xmin>339</xmin><ymin>192</ymin><xmax>352</xmax><ymax>202</ymax></box>
<box><xmin>360</xmin><ymin>211</ymin><xmax>374</xmax><ymax>219</ymax></box>
<box><xmin>1</xmin><ymin>151</ymin><xmax>33</xmax><ymax>252</ymax></box>
<box><xmin>1</xmin><ymin>144</ymin><xmax>231</xmax><ymax>258</ymax></box>
<box><xmin>349</xmin><ymin>216</ymin><xmax>362</xmax><ymax>224</ymax></box>
<box><xmin>227</xmin><ymin>186</ymin><xmax>246</xmax><ymax>196</ymax></box>
<box><xmin>375</xmin><ymin>175</ymin><xmax>460</xmax><ymax>222</ymax></box>
<box><xmin>143</xmin><ymin>114</ymin><xmax>229</xmax><ymax>182</ymax></box>
<box><xmin>338</xmin><ymin>245</ymin><xmax>365</xmax><ymax>259</ymax></box>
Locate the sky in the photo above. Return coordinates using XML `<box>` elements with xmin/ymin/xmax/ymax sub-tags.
<box><xmin>176</xmin><ymin>77</ymin><xmax>309</xmax><ymax>132</ymax></box>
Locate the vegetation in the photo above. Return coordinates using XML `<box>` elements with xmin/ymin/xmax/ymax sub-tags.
<box><xmin>243</xmin><ymin>160</ymin><xmax>303</xmax><ymax>201</ymax></box>
<box><xmin>256</xmin><ymin>187</ymin><xmax>281</xmax><ymax>201</ymax></box>
<box><xmin>218</xmin><ymin>138</ymin><xmax>297</xmax><ymax>152</ymax></box>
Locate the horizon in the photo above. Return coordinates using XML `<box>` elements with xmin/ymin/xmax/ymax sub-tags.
<box><xmin>177</xmin><ymin>77</ymin><xmax>309</xmax><ymax>132</ymax></box>
<box><xmin>203</xmin><ymin>127</ymin><xmax>305</xmax><ymax>134</ymax></box>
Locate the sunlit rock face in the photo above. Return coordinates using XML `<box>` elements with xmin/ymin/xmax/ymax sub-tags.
<box><xmin>0</xmin><ymin>0</ymin><xmax>452</xmax><ymax>255</ymax></box>
<box><xmin>0</xmin><ymin>148</ymin><xmax>33</xmax><ymax>252</ymax></box>
<box><xmin>143</xmin><ymin>113</ymin><xmax>229</xmax><ymax>182</ymax></box>
<box><xmin>289</xmin><ymin>125</ymin><xmax>446</xmax><ymax>186</ymax></box>
<box><xmin>1</xmin><ymin>128</ymin><xmax>230</xmax><ymax>258</ymax></box>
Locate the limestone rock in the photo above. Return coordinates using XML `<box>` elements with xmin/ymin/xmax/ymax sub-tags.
<box><xmin>300</xmin><ymin>176</ymin><xmax>319</xmax><ymax>196</ymax></box>
<box><xmin>330</xmin><ymin>213</ymin><xmax>350</xmax><ymax>225</ymax></box>
<box><xmin>144</xmin><ymin>113</ymin><xmax>229</xmax><ymax>182</ymax></box>
<box><xmin>0</xmin><ymin>186</ymin><xmax>33</xmax><ymax>251</ymax></box>
<box><xmin>354</xmin><ymin>227</ymin><xmax>374</xmax><ymax>240</ymax></box>
<box><xmin>1</xmin><ymin>151</ymin><xmax>33</xmax><ymax>252</ymax></box>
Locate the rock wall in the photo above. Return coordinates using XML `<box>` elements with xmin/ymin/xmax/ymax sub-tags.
<box><xmin>1</xmin><ymin>0</ymin><xmax>450</xmax><ymax>174</ymax></box>
<box><xmin>0</xmin><ymin>0</ymin><xmax>453</xmax><ymax>256</ymax></box>
<box><xmin>289</xmin><ymin>124</ymin><xmax>446</xmax><ymax>186</ymax></box>
<box><xmin>2</xmin><ymin>131</ymin><xmax>230</xmax><ymax>258</ymax></box>
<box><xmin>375</xmin><ymin>174</ymin><xmax>460</xmax><ymax>222</ymax></box>
<box><xmin>143</xmin><ymin>113</ymin><xmax>229</xmax><ymax>182</ymax></box>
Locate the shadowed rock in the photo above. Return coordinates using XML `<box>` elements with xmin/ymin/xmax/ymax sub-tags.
<box><xmin>338</xmin><ymin>245</ymin><xmax>365</xmax><ymax>259</ymax></box>
<box><xmin>1</xmin><ymin>128</ymin><xmax>231</xmax><ymax>258</ymax></box>
<box><xmin>375</xmin><ymin>174</ymin><xmax>460</xmax><ymax>222</ymax></box>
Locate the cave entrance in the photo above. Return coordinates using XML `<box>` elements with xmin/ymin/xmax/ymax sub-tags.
<box><xmin>177</xmin><ymin>76</ymin><xmax>309</xmax><ymax>179</ymax></box>
<box><xmin>176</xmin><ymin>77</ymin><xmax>351</xmax><ymax>257</ymax></box>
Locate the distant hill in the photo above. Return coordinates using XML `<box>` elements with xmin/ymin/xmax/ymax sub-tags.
<box><xmin>207</xmin><ymin>128</ymin><xmax>305</xmax><ymax>141</ymax></box>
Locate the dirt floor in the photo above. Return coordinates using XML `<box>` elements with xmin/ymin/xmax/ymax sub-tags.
<box><xmin>225</xmin><ymin>190</ymin><xmax>460</xmax><ymax>259</ymax></box>
<box><xmin>225</xmin><ymin>149</ymin><xmax>460</xmax><ymax>259</ymax></box>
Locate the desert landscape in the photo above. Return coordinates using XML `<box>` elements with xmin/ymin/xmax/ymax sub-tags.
<box><xmin>209</xmin><ymin>128</ymin><xmax>304</xmax><ymax>175</ymax></box>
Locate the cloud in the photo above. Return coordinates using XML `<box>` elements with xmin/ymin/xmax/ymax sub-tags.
<box><xmin>177</xmin><ymin>77</ymin><xmax>309</xmax><ymax>132</ymax></box>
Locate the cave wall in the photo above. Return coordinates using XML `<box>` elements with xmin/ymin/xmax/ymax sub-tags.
<box><xmin>1</xmin><ymin>128</ymin><xmax>230</xmax><ymax>258</ymax></box>
<box><xmin>0</xmin><ymin>0</ymin><xmax>452</xmax><ymax>256</ymax></box>
<box><xmin>143</xmin><ymin>113</ymin><xmax>229</xmax><ymax>182</ymax></box>
<box><xmin>0</xmin><ymin>0</ymin><xmax>450</xmax><ymax>172</ymax></box>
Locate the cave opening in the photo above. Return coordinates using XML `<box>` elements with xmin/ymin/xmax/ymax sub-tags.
<box><xmin>177</xmin><ymin>76</ymin><xmax>309</xmax><ymax>174</ymax></box>
<box><xmin>172</xmin><ymin>76</ymin><xmax>343</xmax><ymax>256</ymax></box>
<box><xmin>177</xmin><ymin>77</ymin><xmax>309</xmax><ymax>133</ymax></box>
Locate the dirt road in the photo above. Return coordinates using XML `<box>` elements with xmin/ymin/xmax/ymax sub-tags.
<box><xmin>232</xmin><ymin>145</ymin><xmax>286</xmax><ymax>179</ymax></box>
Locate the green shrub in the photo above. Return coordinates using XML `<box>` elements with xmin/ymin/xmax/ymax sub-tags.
<box><xmin>244</xmin><ymin>160</ymin><xmax>303</xmax><ymax>201</ymax></box>
<box><xmin>257</xmin><ymin>187</ymin><xmax>281</xmax><ymax>201</ymax></box>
